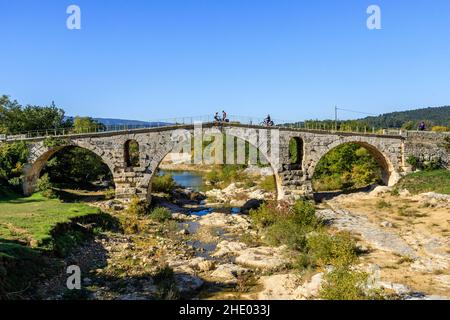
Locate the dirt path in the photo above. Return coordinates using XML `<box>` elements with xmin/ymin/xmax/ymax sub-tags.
<box><xmin>321</xmin><ymin>188</ymin><xmax>450</xmax><ymax>298</ymax></box>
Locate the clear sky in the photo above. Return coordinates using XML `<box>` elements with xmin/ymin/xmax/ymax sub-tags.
<box><xmin>1</xmin><ymin>0</ymin><xmax>450</xmax><ymax>122</ymax></box>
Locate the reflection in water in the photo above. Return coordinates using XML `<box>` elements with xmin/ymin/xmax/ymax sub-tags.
<box><xmin>159</xmin><ymin>170</ymin><xmax>204</xmax><ymax>192</ymax></box>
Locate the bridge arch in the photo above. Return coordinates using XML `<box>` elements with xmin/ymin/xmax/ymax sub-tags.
<box><xmin>309</xmin><ymin>139</ymin><xmax>398</xmax><ymax>190</ymax></box>
<box><xmin>145</xmin><ymin>128</ymin><xmax>285</xmax><ymax>201</ymax></box>
<box><xmin>23</xmin><ymin>142</ymin><xmax>116</xmax><ymax>196</ymax></box>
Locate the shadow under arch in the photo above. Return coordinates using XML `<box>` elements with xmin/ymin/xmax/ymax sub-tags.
<box><xmin>146</xmin><ymin>129</ymin><xmax>284</xmax><ymax>201</ymax></box>
<box><xmin>310</xmin><ymin>140</ymin><xmax>395</xmax><ymax>196</ymax></box>
<box><xmin>23</xmin><ymin>143</ymin><xmax>116</xmax><ymax>196</ymax></box>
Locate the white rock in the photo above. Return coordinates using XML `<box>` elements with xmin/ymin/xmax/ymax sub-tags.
<box><xmin>380</xmin><ymin>221</ymin><xmax>393</xmax><ymax>228</ymax></box>
<box><xmin>235</xmin><ymin>246</ymin><xmax>287</xmax><ymax>270</ymax></box>
<box><xmin>212</xmin><ymin>240</ymin><xmax>248</xmax><ymax>257</ymax></box>
<box><xmin>293</xmin><ymin>273</ymin><xmax>324</xmax><ymax>299</ymax></box>
<box><xmin>198</xmin><ymin>260</ymin><xmax>216</xmax><ymax>272</ymax></box>
<box><xmin>175</xmin><ymin>274</ymin><xmax>204</xmax><ymax>292</ymax></box>
<box><xmin>210</xmin><ymin>264</ymin><xmax>249</xmax><ymax>284</ymax></box>
<box><xmin>369</xmin><ymin>186</ymin><xmax>391</xmax><ymax>197</ymax></box>
<box><xmin>399</xmin><ymin>189</ymin><xmax>411</xmax><ymax>197</ymax></box>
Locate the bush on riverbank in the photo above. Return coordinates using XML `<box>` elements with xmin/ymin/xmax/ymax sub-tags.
<box><xmin>319</xmin><ymin>267</ymin><xmax>372</xmax><ymax>300</ymax></box>
<box><xmin>204</xmin><ymin>165</ymin><xmax>252</xmax><ymax>188</ymax></box>
<box><xmin>249</xmin><ymin>199</ymin><xmax>380</xmax><ymax>300</ymax></box>
<box><xmin>149</xmin><ymin>207</ymin><xmax>172</xmax><ymax>223</ymax></box>
<box><xmin>152</xmin><ymin>173</ymin><xmax>178</xmax><ymax>193</ymax></box>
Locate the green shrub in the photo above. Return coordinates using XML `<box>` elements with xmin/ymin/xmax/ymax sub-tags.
<box><xmin>252</xmin><ymin>200</ymin><xmax>320</xmax><ymax>251</ymax></box>
<box><xmin>292</xmin><ymin>199</ymin><xmax>319</xmax><ymax>228</ymax></box>
<box><xmin>104</xmin><ymin>188</ymin><xmax>115</xmax><ymax>200</ymax></box>
<box><xmin>264</xmin><ymin>219</ymin><xmax>308</xmax><ymax>250</ymax></box>
<box><xmin>150</xmin><ymin>207</ymin><xmax>172</xmax><ymax>222</ymax></box>
<box><xmin>152</xmin><ymin>173</ymin><xmax>178</xmax><ymax>193</ymax></box>
<box><xmin>376</xmin><ymin>200</ymin><xmax>391</xmax><ymax>209</ymax></box>
<box><xmin>259</xmin><ymin>176</ymin><xmax>276</xmax><ymax>192</ymax></box>
<box><xmin>249</xmin><ymin>203</ymin><xmax>278</xmax><ymax>228</ymax></box>
<box><xmin>307</xmin><ymin>232</ymin><xmax>357</xmax><ymax>268</ymax></box>
<box><xmin>36</xmin><ymin>174</ymin><xmax>57</xmax><ymax>198</ymax></box>
<box><xmin>126</xmin><ymin>196</ymin><xmax>149</xmax><ymax>216</ymax></box>
<box><xmin>319</xmin><ymin>267</ymin><xmax>382</xmax><ymax>300</ymax></box>
<box><xmin>153</xmin><ymin>265</ymin><xmax>179</xmax><ymax>300</ymax></box>
<box><xmin>406</xmin><ymin>155</ymin><xmax>418</xmax><ymax>169</ymax></box>
<box><xmin>205</xmin><ymin>165</ymin><xmax>249</xmax><ymax>187</ymax></box>
<box><xmin>422</xmin><ymin>158</ymin><xmax>443</xmax><ymax>171</ymax></box>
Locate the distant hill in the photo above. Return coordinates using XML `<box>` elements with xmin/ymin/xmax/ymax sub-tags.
<box><xmin>360</xmin><ymin>106</ymin><xmax>450</xmax><ymax>128</ymax></box>
<box><xmin>70</xmin><ymin>105</ymin><xmax>450</xmax><ymax>130</ymax></box>
<box><xmin>66</xmin><ymin>117</ymin><xmax>171</xmax><ymax>127</ymax></box>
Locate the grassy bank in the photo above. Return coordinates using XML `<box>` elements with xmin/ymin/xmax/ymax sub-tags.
<box><xmin>395</xmin><ymin>170</ymin><xmax>450</xmax><ymax>195</ymax></box>
<box><xmin>0</xmin><ymin>188</ymin><xmax>117</xmax><ymax>299</ymax></box>
<box><xmin>0</xmin><ymin>191</ymin><xmax>101</xmax><ymax>248</ymax></box>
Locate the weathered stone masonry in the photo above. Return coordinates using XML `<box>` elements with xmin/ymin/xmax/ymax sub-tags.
<box><xmin>16</xmin><ymin>124</ymin><xmax>450</xmax><ymax>202</ymax></box>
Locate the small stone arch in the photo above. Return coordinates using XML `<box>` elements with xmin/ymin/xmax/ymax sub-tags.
<box><xmin>23</xmin><ymin>142</ymin><xmax>116</xmax><ymax>196</ymax></box>
<box><xmin>124</xmin><ymin>140</ymin><xmax>140</xmax><ymax>167</ymax></box>
<box><xmin>310</xmin><ymin>140</ymin><xmax>398</xmax><ymax>188</ymax></box>
<box><xmin>289</xmin><ymin>137</ymin><xmax>304</xmax><ymax>170</ymax></box>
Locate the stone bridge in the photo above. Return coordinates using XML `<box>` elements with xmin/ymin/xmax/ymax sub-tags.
<box><xmin>13</xmin><ymin>122</ymin><xmax>450</xmax><ymax>202</ymax></box>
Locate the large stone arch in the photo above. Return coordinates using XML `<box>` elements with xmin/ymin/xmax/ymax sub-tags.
<box><xmin>22</xmin><ymin>140</ymin><xmax>116</xmax><ymax>196</ymax></box>
<box><xmin>308</xmin><ymin>138</ymin><xmax>400</xmax><ymax>189</ymax></box>
<box><xmin>142</xmin><ymin>127</ymin><xmax>285</xmax><ymax>201</ymax></box>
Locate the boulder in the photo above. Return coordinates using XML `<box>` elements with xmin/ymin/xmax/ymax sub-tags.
<box><xmin>210</xmin><ymin>264</ymin><xmax>249</xmax><ymax>284</ymax></box>
<box><xmin>235</xmin><ymin>246</ymin><xmax>287</xmax><ymax>270</ymax></box>
<box><xmin>212</xmin><ymin>240</ymin><xmax>248</xmax><ymax>257</ymax></box>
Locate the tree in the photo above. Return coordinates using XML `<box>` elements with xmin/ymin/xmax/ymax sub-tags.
<box><xmin>73</xmin><ymin>117</ymin><xmax>105</xmax><ymax>134</ymax></box>
<box><xmin>0</xmin><ymin>96</ymin><xmax>72</xmax><ymax>134</ymax></box>
<box><xmin>0</xmin><ymin>141</ymin><xmax>28</xmax><ymax>189</ymax></box>
<box><xmin>313</xmin><ymin>143</ymin><xmax>381</xmax><ymax>191</ymax></box>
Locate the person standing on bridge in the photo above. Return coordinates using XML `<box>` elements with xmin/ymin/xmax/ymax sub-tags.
<box><xmin>222</xmin><ymin>110</ymin><xmax>228</xmax><ymax>122</ymax></box>
<box><xmin>418</xmin><ymin>121</ymin><xmax>426</xmax><ymax>131</ymax></box>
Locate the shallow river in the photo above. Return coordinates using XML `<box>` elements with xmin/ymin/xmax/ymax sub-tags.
<box><xmin>159</xmin><ymin>169</ymin><xmax>204</xmax><ymax>192</ymax></box>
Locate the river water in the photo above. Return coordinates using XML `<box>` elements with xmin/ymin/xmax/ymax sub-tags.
<box><xmin>159</xmin><ymin>169</ymin><xmax>204</xmax><ymax>192</ymax></box>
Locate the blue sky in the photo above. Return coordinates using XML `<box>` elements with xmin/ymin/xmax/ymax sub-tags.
<box><xmin>1</xmin><ymin>0</ymin><xmax>450</xmax><ymax>121</ymax></box>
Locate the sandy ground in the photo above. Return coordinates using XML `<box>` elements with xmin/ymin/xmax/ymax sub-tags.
<box><xmin>321</xmin><ymin>189</ymin><xmax>450</xmax><ymax>298</ymax></box>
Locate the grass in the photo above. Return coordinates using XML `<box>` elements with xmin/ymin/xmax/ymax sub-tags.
<box><xmin>0</xmin><ymin>191</ymin><xmax>101</xmax><ymax>248</ymax></box>
<box><xmin>258</xmin><ymin>175</ymin><xmax>276</xmax><ymax>192</ymax></box>
<box><xmin>395</xmin><ymin>169</ymin><xmax>450</xmax><ymax>195</ymax></box>
<box><xmin>0</xmin><ymin>188</ymin><xmax>118</xmax><ymax>299</ymax></box>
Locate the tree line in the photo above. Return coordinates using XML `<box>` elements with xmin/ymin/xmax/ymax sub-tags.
<box><xmin>0</xmin><ymin>95</ymin><xmax>111</xmax><ymax>193</ymax></box>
